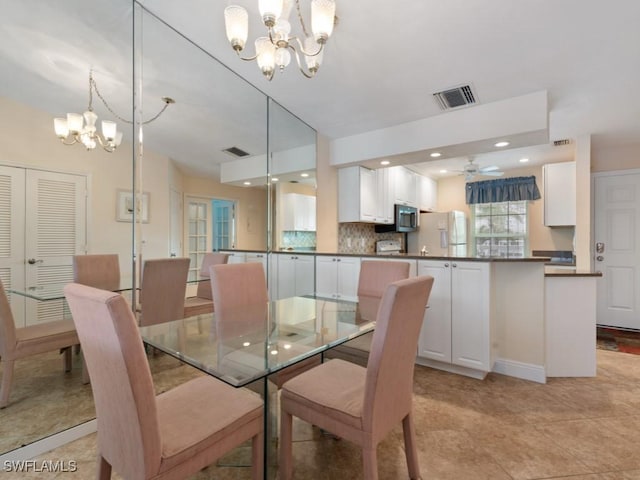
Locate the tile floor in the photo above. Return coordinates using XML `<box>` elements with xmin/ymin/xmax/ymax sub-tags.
<box><xmin>9</xmin><ymin>349</ymin><xmax>640</xmax><ymax>479</ymax></box>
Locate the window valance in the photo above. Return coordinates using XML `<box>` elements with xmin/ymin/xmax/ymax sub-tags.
<box><xmin>466</xmin><ymin>176</ymin><xmax>541</xmax><ymax>204</ymax></box>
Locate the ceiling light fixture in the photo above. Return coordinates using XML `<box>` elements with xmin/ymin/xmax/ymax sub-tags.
<box><xmin>380</xmin><ymin>160</ymin><xmax>390</xmax><ymax>166</ymax></box>
<box><xmin>430</xmin><ymin>152</ymin><xmax>442</xmax><ymax>158</ymax></box>
<box><xmin>494</xmin><ymin>141</ymin><xmax>510</xmax><ymax>148</ymax></box>
<box><xmin>53</xmin><ymin>69</ymin><xmax>174</xmax><ymax>153</ymax></box>
<box><xmin>519</xmin><ymin>158</ymin><xmax>529</xmax><ymax>163</ymax></box>
<box><xmin>439</xmin><ymin>169</ymin><xmax>447</xmax><ymax>173</ymax></box>
<box><xmin>300</xmin><ymin>172</ymin><xmax>309</xmax><ymax>177</ymax></box>
<box><xmin>224</xmin><ymin>0</ymin><xmax>336</xmax><ymax>81</ymax></box>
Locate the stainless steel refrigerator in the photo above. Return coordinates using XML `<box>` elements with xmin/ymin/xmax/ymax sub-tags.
<box><xmin>407</xmin><ymin>211</ymin><xmax>468</xmax><ymax>256</ymax></box>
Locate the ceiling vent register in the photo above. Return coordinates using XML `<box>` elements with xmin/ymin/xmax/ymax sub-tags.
<box><xmin>433</xmin><ymin>85</ymin><xmax>477</xmax><ymax>110</ymax></box>
<box><xmin>223</xmin><ymin>146</ymin><xmax>250</xmax><ymax>157</ymax></box>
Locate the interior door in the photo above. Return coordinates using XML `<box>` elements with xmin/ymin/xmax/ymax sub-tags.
<box><xmin>594</xmin><ymin>171</ymin><xmax>640</xmax><ymax>329</ymax></box>
<box><xmin>169</xmin><ymin>188</ymin><xmax>183</xmax><ymax>258</ymax></box>
<box><xmin>24</xmin><ymin>169</ymin><xmax>87</xmax><ymax>325</ymax></box>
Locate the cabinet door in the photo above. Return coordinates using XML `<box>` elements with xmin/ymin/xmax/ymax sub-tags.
<box><xmin>360</xmin><ymin>167</ymin><xmax>377</xmax><ymax>222</ymax></box>
<box><xmin>294</xmin><ymin>255</ymin><xmax>315</xmax><ymax>296</ymax></box>
<box><xmin>417</xmin><ymin>260</ymin><xmax>452</xmax><ymax>362</ymax></box>
<box><xmin>450</xmin><ymin>261</ymin><xmax>490</xmax><ymax>371</ymax></box>
<box><xmin>543</xmin><ymin>162</ymin><xmax>576</xmax><ymax>226</ymax></box>
<box><xmin>224</xmin><ymin>251</ymin><xmax>246</xmax><ymax>264</ymax></box>
<box><xmin>277</xmin><ymin>255</ymin><xmax>296</xmax><ymax>299</ymax></box>
<box><xmin>418</xmin><ymin>175</ymin><xmax>437</xmax><ymax>212</ymax></box>
<box><xmin>315</xmin><ymin>256</ymin><xmax>338</xmax><ymax>299</ymax></box>
<box><xmin>336</xmin><ymin>256</ymin><xmax>361</xmax><ymax>301</ymax></box>
<box><xmin>376</xmin><ymin>168</ymin><xmax>394</xmax><ymax>224</ymax></box>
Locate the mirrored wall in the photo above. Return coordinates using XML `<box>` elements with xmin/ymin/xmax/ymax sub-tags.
<box><xmin>0</xmin><ymin>0</ymin><xmax>316</xmax><ymax>455</ymax></box>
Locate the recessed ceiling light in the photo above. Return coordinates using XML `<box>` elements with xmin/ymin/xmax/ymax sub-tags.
<box><xmin>519</xmin><ymin>158</ymin><xmax>529</xmax><ymax>163</ymax></box>
<box><xmin>270</xmin><ymin>350</ymin><xmax>278</xmax><ymax>355</ymax></box>
<box><xmin>380</xmin><ymin>160</ymin><xmax>390</xmax><ymax>166</ymax></box>
<box><xmin>494</xmin><ymin>141</ymin><xmax>510</xmax><ymax>148</ymax></box>
<box><xmin>242</xmin><ymin>342</ymin><xmax>251</xmax><ymax>347</ymax></box>
<box><xmin>430</xmin><ymin>152</ymin><xmax>442</xmax><ymax>158</ymax></box>
<box><xmin>439</xmin><ymin>169</ymin><xmax>447</xmax><ymax>173</ymax></box>
<box><xmin>243</xmin><ymin>181</ymin><xmax>251</xmax><ymax>185</ymax></box>
<box><xmin>272</xmin><ymin>177</ymin><xmax>279</xmax><ymax>182</ymax></box>
<box><xmin>300</xmin><ymin>173</ymin><xmax>309</xmax><ymax>178</ymax></box>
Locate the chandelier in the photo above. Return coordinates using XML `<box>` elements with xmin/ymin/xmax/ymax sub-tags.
<box><xmin>53</xmin><ymin>70</ymin><xmax>174</xmax><ymax>153</ymax></box>
<box><xmin>224</xmin><ymin>0</ymin><xmax>336</xmax><ymax>80</ymax></box>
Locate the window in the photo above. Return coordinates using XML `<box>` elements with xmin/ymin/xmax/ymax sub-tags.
<box><xmin>471</xmin><ymin>201</ymin><xmax>528</xmax><ymax>258</ymax></box>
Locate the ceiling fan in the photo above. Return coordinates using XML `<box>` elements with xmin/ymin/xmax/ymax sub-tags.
<box><xmin>455</xmin><ymin>158</ymin><xmax>505</xmax><ymax>181</ymax></box>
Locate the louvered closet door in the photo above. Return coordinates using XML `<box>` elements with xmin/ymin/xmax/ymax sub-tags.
<box><xmin>0</xmin><ymin>166</ymin><xmax>26</xmax><ymax>326</ymax></box>
<box><xmin>24</xmin><ymin>170</ymin><xmax>87</xmax><ymax>325</ymax></box>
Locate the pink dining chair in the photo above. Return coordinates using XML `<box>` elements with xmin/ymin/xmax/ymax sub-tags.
<box><xmin>279</xmin><ymin>275</ymin><xmax>434</xmax><ymax>480</ymax></box>
<box><xmin>183</xmin><ymin>252</ymin><xmax>230</xmax><ymax>318</ymax></box>
<box><xmin>138</xmin><ymin>258</ymin><xmax>190</xmax><ymax>327</ymax></box>
<box><xmin>63</xmin><ymin>283</ymin><xmax>264</xmax><ymax>480</ymax></box>
<box><xmin>210</xmin><ymin>262</ymin><xmax>321</xmax><ymax>388</ymax></box>
<box><xmin>326</xmin><ymin>260</ymin><xmax>411</xmax><ymax>366</ymax></box>
<box><xmin>0</xmin><ymin>280</ymin><xmax>79</xmax><ymax>408</ymax></box>
<box><xmin>73</xmin><ymin>254</ymin><xmax>121</xmax><ymax>291</ymax></box>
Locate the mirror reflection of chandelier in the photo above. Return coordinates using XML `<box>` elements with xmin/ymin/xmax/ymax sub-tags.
<box><xmin>53</xmin><ymin>70</ymin><xmax>174</xmax><ymax>153</ymax></box>
<box><xmin>224</xmin><ymin>0</ymin><xmax>336</xmax><ymax>81</ymax></box>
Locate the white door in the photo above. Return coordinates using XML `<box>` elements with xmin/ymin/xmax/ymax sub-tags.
<box><xmin>0</xmin><ymin>166</ymin><xmax>26</xmax><ymax>324</ymax></box>
<box><xmin>594</xmin><ymin>172</ymin><xmax>640</xmax><ymax>329</ymax></box>
<box><xmin>169</xmin><ymin>188</ymin><xmax>183</xmax><ymax>258</ymax></box>
<box><xmin>185</xmin><ymin>197</ymin><xmax>211</xmax><ymax>281</ymax></box>
<box><xmin>24</xmin><ymin>169</ymin><xmax>87</xmax><ymax>325</ymax></box>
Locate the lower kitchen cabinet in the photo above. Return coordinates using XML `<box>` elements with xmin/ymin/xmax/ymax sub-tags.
<box><xmin>417</xmin><ymin>259</ymin><xmax>491</xmax><ymax>377</ymax></box>
<box><xmin>276</xmin><ymin>253</ymin><xmax>315</xmax><ymax>300</ymax></box>
<box><xmin>315</xmin><ymin>255</ymin><xmax>361</xmax><ymax>302</ymax></box>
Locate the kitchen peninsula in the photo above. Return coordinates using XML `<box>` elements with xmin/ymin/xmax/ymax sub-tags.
<box><xmin>222</xmin><ymin>249</ymin><xmax>601</xmax><ymax>383</ymax></box>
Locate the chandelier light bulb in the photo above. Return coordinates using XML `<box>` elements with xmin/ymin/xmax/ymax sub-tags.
<box><xmin>67</xmin><ymin>113</ymin><xmax>84</xmax><ymax>135</ymax></box>
<box><xmin>224</xmin><ymin>6</ymin><xmax>249</xmax><ymax>51</ymax></box>
<box><xmin>258</xmin><ymin>0</ymin><xmax>283</xmax><ymax>27</ymax></box>
<box><xmin>311</xmin><ymin>0</ymin><xmax>336</xmax><ymax>43</ymax></box>
<box><xmin>255</xmin><ymin>37</ymin><xmax>276</xmax><ymax>77</ymax></box>
<box><xmin>102</xmin><ymin>120</ymin><xmax>117</xmax><ymax>141</ymax></box>
<box><xmin>53</xmin><ymin>117</ymin><xmax>69</xmax><ymax>138</ymax></box>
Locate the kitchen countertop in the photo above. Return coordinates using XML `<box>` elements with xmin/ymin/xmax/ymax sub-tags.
<box><xmin>544</xmin><ymin>268</ymin><xmax>602</xmax><ymax>277</ymax></box>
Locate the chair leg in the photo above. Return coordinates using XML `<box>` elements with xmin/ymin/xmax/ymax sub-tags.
<box><xmin>0</xmin><ymin>359</ymin><xmax>15</xmax><ymax>408</ymax></box>
<box><xmin>81</xmin><ymin>355</ymin><xmax>90</xmax><ymax>385</ymax></box>
<box><xmin>97</xmin><ymin>454</ymin><xmax>112</xmax><ymax>480</ymax></box>
<box><xmin>279</xmin><ymin>409</ymin><xmax>293</xmax><ymax>480</ymax></box>
<box><xmin>252</xmin><ymin>430</ymin><xmax>264</xmax><ymax>480</ymax></box>
<box><xmin>362</xmin><ymin>445</ymin><xmax>379</xmax><ymax>480</ymax></box>
<box><xmin>63</xmin><ymin>347</ymin><xmax>72</xmax><ymax>372</ymax></box>
<box><xmin>402</xmin><ymin>412</ymin><xmax>421</xmax><ymax>480</ymax></box>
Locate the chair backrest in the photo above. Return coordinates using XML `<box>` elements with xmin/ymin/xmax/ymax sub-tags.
<box><xmin>210</xmin><ymin>262</ymin><xmax>268</xmax><ymax>310</ymax></box>
<box><xmin>357</xmin><ymin>261</ymin><xmax>411</xmax><ymax>298</ymax></box>
<box><xmin>139</xmin><ymin>258</ymin><xmax>190</xmax><ymax>327</ymax></box>
<box><xmin>64</xmin><ymin>283</ymin><xmax>161</xmax><ymax>479</ymax></box>
<box><xmin>0</xmin><ymin>280</ymin><xmax>17</xmax><ymax>357</ymax></box>
<box><xmin>196</xmin><ymin>253</ymin><xmax>230</xmax><ymax>300</ymax></box>
<box><xmin>363</xmin><ymin>276</ymin><xmax>434</xmax><ymax>438</ymax></box>
<box><xmin>73</xmin><ymin>254</ymin><xmax>121</xmax><ymax>291</ymax></box>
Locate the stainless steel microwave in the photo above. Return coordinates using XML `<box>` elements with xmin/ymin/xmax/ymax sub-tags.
<box><xmin>395</xmin><ymin>204</ymin><xmax>418</xmax><ymax>232</ymax></box>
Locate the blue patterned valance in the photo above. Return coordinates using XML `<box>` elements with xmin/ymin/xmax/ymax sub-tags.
<box><xmin>466</xmin><ymin>176</ymin><xmax>541</xmax><ymax>204</ymax></box>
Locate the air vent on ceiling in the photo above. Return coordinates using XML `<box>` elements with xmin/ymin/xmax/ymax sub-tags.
<box><xmin>222</xmin><ymin>146</ymin><xmax>250</xmax><ymax>157</ymax></box>
<box><xmin>433</xmin><ymin>84</ymin><xmax>477</xmax><ymax>110</ymax></box>
<box><xmin>553</xmin><ymin>139</ymin><xmax>572</xmax><ymax>146</ymax></box>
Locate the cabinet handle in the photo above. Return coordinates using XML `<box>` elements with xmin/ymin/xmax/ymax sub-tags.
<box><xmin>337</xmin><ymin>258</ymin><xmax>341</xmax><ymax>262</ymax></box>
<box><xmin>444</xmin><ymin>263</ymin><xmax>449</xmax><ymax>267</ymax></box>
<box><xmin>452</xmin><ymin>263</ymin><xmax>457</xmax><ymax>268</ymax></box>
<box><xmin>332</xmin><ymin>258</ymin><xmax>336</xmax><ymax>262</ymax></box>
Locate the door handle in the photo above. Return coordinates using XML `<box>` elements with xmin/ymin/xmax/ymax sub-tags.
<box><xmin>27</xmin><ymin>258</ymin><xmax>43</xmax><ymax>265</ymax></box>
<box><xmin>596</xmin><ymin>255</ymin><xmax>604</xmax><ymax>262</ymax></box>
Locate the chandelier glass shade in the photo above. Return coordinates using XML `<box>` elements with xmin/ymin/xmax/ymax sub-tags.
<box><xmin>53</xmin><ymin>70</ymin><xmax>173</xmax><ymax>153</ymax></box>
<box><xmin>224</xmin><ymin>0</ymin><xmax>336</xmax><ymax>80</ymax></box>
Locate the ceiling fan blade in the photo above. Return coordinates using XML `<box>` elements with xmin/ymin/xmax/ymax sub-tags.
<box><xmin>479</xmin><ymin>165</ymin><xmax>500</xmax><ymax>172</ymax></box>
<box><xmin>482</xmin><ymin>171</ymin><xmax>504</xmax><ymax>177</ymax></box>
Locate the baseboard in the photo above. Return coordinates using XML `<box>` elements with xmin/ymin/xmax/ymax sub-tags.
<box><xmin>416</xmin><ymin>357</ymin><xmax>488</xmax><ymax>380</ymax></box>
<box><xmin>0</xmin><ymin>419</ymin><xmax>97</xmax><ymax>463</ymax></box>
<box><xmin>492</xmin><ymin>358</ymin><xmax>546</xmax><ymax>384</ymax></box>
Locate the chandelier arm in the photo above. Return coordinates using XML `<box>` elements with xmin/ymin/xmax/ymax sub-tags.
<box><xmin>235</xmin><ymin>49</ymin><xmax>261</xmax><ymax>62</ymax></box>
<box><xmin>292</xmin><ymin>36</ymin><xmax>324</xmax><ymax>57</ymax></box>
<box><xmin>92</xmin><ymin>132</ymin><xmax>116</xmax><ymax>153</ymax></box>
<box><xmin>60</xmin><ymin>136</ymin><xmax>80</xmax><ymax>146</ymax></box>
<box><xmin>288</xmin><ymin>45</ymin><xmax>315</xmax><ymax>79</ymax></box>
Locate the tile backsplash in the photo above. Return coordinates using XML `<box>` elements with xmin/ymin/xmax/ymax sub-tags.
<box><xmin>281</xmin><ymin>231</ymin><xmax>317</xmax><ymax>249</ymax></box>
<box><xmin>338</xmin><ymin>223</ymin><xmax>404</xmax><ymax>254</ymax></box>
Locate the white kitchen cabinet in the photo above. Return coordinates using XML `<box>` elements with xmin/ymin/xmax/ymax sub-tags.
<box><xmin>418</xmin><ymin>175</ymin><xmax>437</xmax><ymax>212</ymax></box>
<box><xmin>337</xmin><ymin>166</ymin><xmax>395</xmax><ymax>225</ymax></box>
<box><xmin>276</xmin><ymin>253</ymin><xmax>315</xmax><ymax>300</ymax></box>
<box><xmin>389</xmin><ymin>166</ymin><xmax>418</xmax><ymax>208</ymax></box>
<box><xmin>417</xmin><ymin>259</ymin><xmax>491</xmax><ymax>376</ymax></box>
<box><xmin>315</xmin><ymin>255</ymin><xmax>361</xmax><ymax>301</ymax></box>
<box><xmin>220</xmin><ymin>250</ymin><xmax>245</xmax><ymax>264</ymax></box>
<box><xmin>360</xmin><ymin>256</ymin><xmax>417</xmax><ymax>277</ymax></box>
<box><xmin>282</xmin><ymin>193</ymin><xmax>316</xmax><ymax>231</ymax></box>
<box><xmin>543</xmin><ymin>161</ymin><xmax>576</xmax><ymax>226</ymax></box>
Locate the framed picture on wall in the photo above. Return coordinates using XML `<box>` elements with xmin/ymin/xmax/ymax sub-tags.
<box><xmin>116</xmin><ymin>190</ymin><xmax>150</xmax><ymax>223</ymax></box>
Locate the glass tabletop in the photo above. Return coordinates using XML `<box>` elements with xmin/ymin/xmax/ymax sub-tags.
<box><xmin>139</xmin><ymin>295</ymin><xmax>379</xmax><ymax>387</ymax></box>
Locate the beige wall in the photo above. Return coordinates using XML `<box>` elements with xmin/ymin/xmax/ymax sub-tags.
<box><xmin>436</xmin><ymin>164</ymin><xmax>575</xmax><ymax>253</ymax></box>
<box><xmin>315</xmin><ymin>134</ymin><xmax>338</xmax><ymax>252</ymax></box>
<box><xmin>592</xmin><ymin>144</ymin><xmax>640</xmax><ymax>172</ymax></box>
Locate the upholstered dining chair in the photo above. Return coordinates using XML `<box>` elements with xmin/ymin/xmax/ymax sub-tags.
<box><xmin>326</xmin><ymin>260</ymin><xmax>411</xmax><ymax>366</ymax></box>
<box><xmin>63</xmin><ymin>283</ymin><xmax>264</xmax><ymax>480</ymax></box>
<box><xmin>0</xmin><ymin>280</ymin><xmax>79</xmax><ymax>408</ymax></box>
<box><xmin>210</xmin><ymin>262</ymin><xmax>320</xmax><ymax>388</ymax></box>
<box><xmin>138</xmin><ymin>258</ymin><xmax>190</xmax><ymax>327</ymax></box>
<box><xmin>183</xmin><ymin>252</ymin><xmax>230</xmax><ymax>318</ymax></box>
<box><xmin>279</xmin><ymin>275</ymin><xmax>434</xmax><ymax>480</ymax></box>
<box><xmin>72</xmin><ymin>254</ymin><xmax>121</xmax><ymax>291</ymax></box>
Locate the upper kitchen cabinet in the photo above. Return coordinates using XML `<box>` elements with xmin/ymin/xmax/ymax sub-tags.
<box><xmin>418</xmin><ymin>174</ymin><xmax>437</xmax><ymax>212</ymax></box>
<box><xmin>338</xmin><ymin>166</ymin><xmax>392</xmax><ymax>224</ymax></box>
<box><xmin>282</xmin><ymin>193</ymin><xmax>316</xmax><ymax>231</ymax></box>
<box><xmin>543</xmin><ymin>161</ymin><xmax>576</xmax><ymax>226</ymax></box>
<box><xmin>389</xmin><ymin>166</ymin><xmax>418</xmax><ymax>208</ymax></box>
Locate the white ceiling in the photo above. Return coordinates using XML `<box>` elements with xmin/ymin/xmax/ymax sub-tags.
<box><xmin>2</xmin><ymin>0</ymin><xmax>639</xmax><ymax>180</ymax></box>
